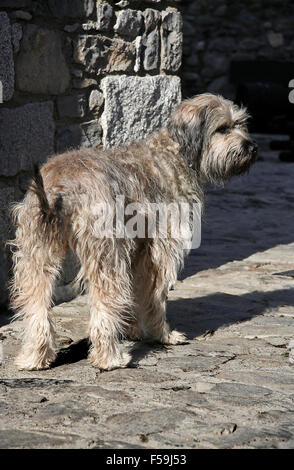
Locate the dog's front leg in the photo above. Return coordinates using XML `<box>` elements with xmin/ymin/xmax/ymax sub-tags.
<box><xmin>134</xmin><ymin>240</ymin><xmax>187</xmax><ymax>345</ymax></box>
<box><xmin>143</xmin><ymin>283</ymin><xmax>187</xmax><ymax>345</ymax></box>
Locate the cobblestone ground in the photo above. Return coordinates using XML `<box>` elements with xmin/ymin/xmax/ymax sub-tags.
<box><xmin>1</xmin><ymin>134</ymin><xmax>294</xmax><ymax>449</ymax></box>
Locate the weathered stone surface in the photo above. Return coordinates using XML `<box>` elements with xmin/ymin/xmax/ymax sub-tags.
<box><xmin>0</xmin><ymin>102</ymin><xmax>55</xmax><ymax>176</ymax></box>
<box><xmin>143</xmin><ymin>8</ymin><xmax>161</xmax><ymax>33</ymax></box>
<box><xmin>96</xmin><ymin>2</ymin><xmax>113</xmax><ymax>32</ymax></box>
<box><xmin>16</xmin><ymin>25</ymin><xmax>70</xmax><ymax>95</ymax></box>
<box><xmin>0</xmin><ymin>0</ymin><xmax>30</xmax><ymax>6</ymax></box>
<box><xmin>267</xmin><ymin>30</ymin><xmax>284</xmax><ymax>48</ymax></box>
<box><xmin>101</xmin><ymin>75</ymin><xmax>181</xmax><ymax>147</ymax></box>
<box><xmin>143</xmin><ymin>29</ymin><xmax>159</xmax><ymax>70</ymax></box>
<box><xmin>202</xmin><ymin>52</ymin><xmax>229</xmax><ymax>78</ymax></box>
<box><xmin>0</xmin><ymin>13</ymin><xmax>14</xmax><ymax>101</ymax></box>
<box><xmin>114</xmin><ymin>9</ymin><xmax>143</xmax><ymax>39</ymax></box>
<box><xmin>81</xmin><ymin>120</ymin><xmax>103</xmax><ymax>147</ymax></box>
<box><xmin>162</xmin><ymin>10</ymin><xmax>182</xmax><ymax>33</ymax></box>
<box><xmin>116</xmin><ymin>0</ymin><xmax>130</xmax><ymax>7</ymax></box>
<box><xmin>11</xmin><ymin>23</ymin><xmax>22</xmax><ymax>54</ymax></box>
<box><xmin>57</xmin><ymin>94</ymin><xmax>87</xmax><ymax>119</ymax></box>
<box><xmin>105</xmin><ymin>409</ymin><xmax>186</xmax><ymax>436</ymax></box>
<box><xmin>11</xmin><ymin>10</ymin><xmax>32</xmax><ymax>21</ymax></box>
<box><xmin>89</xmin><ymin>90</ymin><xmax>104</xmax><ymax>112</ymax></box>
<box><xmin>161</xmin><ymin>11</ymin><xmax>183</xmax><ymax>72</ymax></box>
<box><xmin>134</xmin><ymin>36</ymin><xmax>142</xmax><ymax>73</ymax></box>
<box><xmin>0</xmin><ymin>429</ymin><xmax>79</xmax><ymax>449</ymax></box>
<box><xmin>182</xmin><ymin>0</ymin><xmax>294</xmax><ymax>98</ymax></box>
<box><xmin>73</xmin><ymin>78</ymin><xmax>98</xmax><ymax>89</ymax></box>
<box><xmin>56</xmin><ymin>120</ymin><xmax>102</xmax><ymax>152</ymax></box>
<box><xmin>47</xmin><ymin>0</ymin><xmax>94</xmax><ymax>18</ymax></box>
<box><xmin>142</xmin><ymin>10</ymin><xmax>161</xmax><ymax>71</ymax></box>
<box><xmin>74</xmin><ymin>35</ymin><xmax>135</xmax><ymax>74</ymax></box>
<box><xmin>64</xmin><ymin>23</ymin><xmax>79</xmax><ymax>33</ymax></box>
<box><xmin>207</xmin><ymin>75</ymin><xmax>235</xmax><ymax>100</ymax></box>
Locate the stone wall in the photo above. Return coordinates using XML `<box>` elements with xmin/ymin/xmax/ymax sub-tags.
<box><xmin>181</xmin><ymin>0</ymin><xmax>294</xmax><ymax>100</ymax></box>
<box><xmin>0</xmin><ymin>0</ymin><xmax>183</xmax><ymax>306</ymax></box>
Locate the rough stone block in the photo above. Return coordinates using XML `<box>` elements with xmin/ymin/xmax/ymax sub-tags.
<box><xmin>142</xmin><ymin>9</ymin><xmax>161</xmax><ymax>71</ymax></box>
<box><xmin>114</xmin><ymin>9</ymin><xmax>143</xmax><ymax>38</ymax></box>
<box><xmin>0</xmin><ymin>102</ymin><xmax>55</xmax><ymax>177</ymax></box>
<box><xmin>0</xmin><ymin>12</ymin><xmax>14</xmax><ymax>101</ymax></box>
<box><xmin>0</xmin><ymin>0</ymin><xmax>30</xmax><ymax>6</ymax></box>
<box><xmin>73</xmin><ymin>78</ymin><xmax>98</xmax><ymax>89</ymax></box>
<box><xmin>89</xmin><ymin>89</ymin><xmax>104</xmax><ymax>112</ymax></box>
<box><xmin>57</xmin><ymin>94</ymin><xmax>87</xmax><ymax>119</ymax></box>
<box><xmin>101</xmin><ymin>75</ymin><xmax>181</xmax><ymax>148</ymax></box>
<box><xmin>11</xmin><ymin>10</ymin><xmax>32</xmax><ymax>21</ymax></box>
<box><xmin>202</xmin><ymin>52</ymin><xmax>229</xmax><ymax>78</ymax></box>
<box><xmin>143</xmin><ymin>29</ymin><xmax>159</xmax><ymax>70</ymax></box>
<box><xmin>48</xmin><ymin>0</ymin><xmax>94</xmax><ymax>18</ymax></box>
<box><xmin>16</xmin><ymin>25</ymin><xmax>70</xmax><ymax>95</ymax></box>
<box><xmin>161</xmin><ymin>10</ymin><xmax>183</xmax><ymax>72</ymax></box>
<box><xmin>82</xmin><ymin>120</ymin><xmax>103</xmax><ymax>148</ymax></box>
<box><xmin>143</xmin><ymin>8</ymin><xmax>161</xmax><ymax>33</ymax></box>
<box><xmin>56</xmin><ymin>120</ymin><xmax>102</xmax><ymax>153</ymax></box>
<box><xmin>97</xmin><ymin>2</ymin><xmax>113</xmax><ymax>32</ymax></box>
<box><xmin>162</xmin><ymin>10</ymin><xmax>182</xmax><ymax>33</ymax></box>
<box><xmin>161</xmin><ymin>30</ymin><xmax>182</xmax><ymax>72</ymax></box>
<box><xmin>11</xmin><ymin>23</ymin><xmax>23</xmax><ymax>54</ymax></box>
<box><xmin>74</xmin><ymin>35</ymin><xmax>135</xmax><ymax>74</ymax></box>
<box><xmin>134</xmin><ymin>36</ymin><xmax>142</xmax><ymax>72</ymax></box>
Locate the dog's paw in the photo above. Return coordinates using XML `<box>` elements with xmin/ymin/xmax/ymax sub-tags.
<box><xmin>164</xmin><ymin>330</ymin><xmax>188</xmax><ymax>345</ymax></box>
<box><xmin>15</xmin><ymin>350</ymin><xmax>55</xmax><ymax>370</ymax></box>
<box><xmin>127</xmin><ymin>324</ymin><xmax>143</xmax><ymax>341</ymax></box>
<box><xmin>89</xmin><ymin>350</ymin><xmax>131</xmax><ymax>371</ymax></box>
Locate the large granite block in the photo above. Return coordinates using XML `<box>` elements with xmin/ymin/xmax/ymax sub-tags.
<box><xmin>16</xmin><ymin>25</ymin><xmax>70</xmax><ymax>95</ymax></box>
<box><xmin>0</xmin><ymin>102</ymin><xmax>55</xmax><ymax>177</ymax></box>
<box><xmin>101</xmin><ymin>75</ymin><xmax>181</xmax><ymax>148</ymax></box>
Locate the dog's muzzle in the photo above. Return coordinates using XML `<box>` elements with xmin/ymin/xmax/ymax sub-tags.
<box><xmin>244</xmin><ymin>139</ymin><xmax>258</xmax><ymax>161</ymax></box>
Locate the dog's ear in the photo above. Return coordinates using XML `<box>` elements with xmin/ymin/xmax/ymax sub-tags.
<box><xmin>167</xmin><ymin>102</ymin><xmax>209</xmax><ymax>169</ymax></box>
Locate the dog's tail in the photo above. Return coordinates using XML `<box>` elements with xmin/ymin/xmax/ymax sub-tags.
<box><xmin>30</xmin><ymin>164</ymin><xmax>63</xmax><ymax>242</ymax></box>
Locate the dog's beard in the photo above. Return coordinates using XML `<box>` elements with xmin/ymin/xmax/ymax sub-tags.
<box><xmin>200</xmin><ymin>146</ymin><xmax>256</xmax><ymax>184</ymax></box>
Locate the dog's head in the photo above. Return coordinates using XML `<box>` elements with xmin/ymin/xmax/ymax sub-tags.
<box><xmin>167</xmin><ymin>93</ymin><xmax>258</xmax><ymax>184</ymax></box>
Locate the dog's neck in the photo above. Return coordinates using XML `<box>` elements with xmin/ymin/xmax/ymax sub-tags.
<box><xmin>162</xmin><ymin>128</ymin><xmax>201</xmax><ymax>175</ymax></box>
<box><xmin>147</xmin><ymin>130</ymin><xmax>204</xmax><ymax>204</ymax></box>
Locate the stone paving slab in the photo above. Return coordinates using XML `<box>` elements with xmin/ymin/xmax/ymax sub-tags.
<box><xmin>1</xmin><ymin>134</ymin><xmax>294</xmax><ymax>448</ymax></box>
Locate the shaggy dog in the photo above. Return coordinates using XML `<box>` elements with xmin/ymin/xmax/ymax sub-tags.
<box><xmin>9</xmin><ymin>93</ymin><xmax>257</xmax><ymax>371</ymax></box>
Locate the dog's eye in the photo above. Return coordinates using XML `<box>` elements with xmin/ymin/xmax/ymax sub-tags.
<box><xmin>216</xmin><ymin>125</ymin><xmax>230</xmax><ymax>134</ymax></box>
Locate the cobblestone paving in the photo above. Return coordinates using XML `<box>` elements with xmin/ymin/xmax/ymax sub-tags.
<box><xmin>1</xmin><ymin>134</ymin><xmax>294</xmax><ymax>449</ymax></box>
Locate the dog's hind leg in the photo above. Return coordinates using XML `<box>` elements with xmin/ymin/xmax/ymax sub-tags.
<box><xmin>9</xmin><ymin>193</ymin><xmax>66</xmax><ymax>370</ymax></box>
<box><xmin>75</xmin><ymin>236</ymin><xmax>134</xmax><ymax>370</ymax></box>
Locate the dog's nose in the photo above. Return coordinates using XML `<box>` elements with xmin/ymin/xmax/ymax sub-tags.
<box><xmin>249</xmin><ymin>141</ymin><xmax>258</xmax><ymax>155</ymax></box>
<box><xmin>244</xmin><ymin>140</ymin><xmax>258</xmax><ymax>156</ymax></box>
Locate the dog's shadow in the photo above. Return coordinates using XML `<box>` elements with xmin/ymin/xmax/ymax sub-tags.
<box><xmin>168</xmin><ymin>286</ymin><xmax>294</xmax><ymax>338</ymax></box>
<box><xmin>52</xmin><ymin>285</ymin><xmax>294</xmax><ymax>368</ymax></box>
<box><xmin>52</xmin><ymin>335</ymin><xmax>168</xmax><ymax>369</ymax></box>
<box><xmin>52</xmin><ymin>338</ymin><xmax>89</xmax><ymax>368</ymax></box>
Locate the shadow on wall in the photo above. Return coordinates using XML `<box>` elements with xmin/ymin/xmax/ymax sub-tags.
<box><xmin>180</xmin><ymin>0</ymin><xmax>294</xmax><ymax>134</ymax></box>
